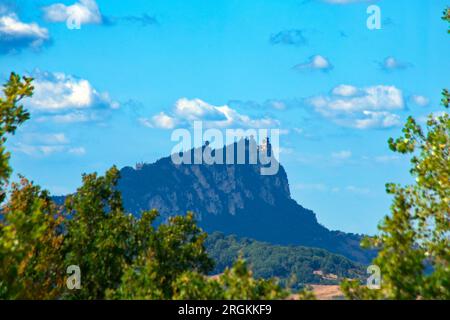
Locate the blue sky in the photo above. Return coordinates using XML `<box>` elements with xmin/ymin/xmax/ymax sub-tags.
<box><xmin>1</xmin><ymin>0</ymin><xmax>449</xmax><ymax>234</ymax></box>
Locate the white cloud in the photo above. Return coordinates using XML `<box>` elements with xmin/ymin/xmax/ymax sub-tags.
<box><xmin>294</xmin><ymin>55</ymin><xmax>332</xmax><ymax>72</ymax></box>
<box><xmin>345</xmin><ymin>185</ymin><xmax>371</xmax><ymax>195</ymax></box>
<box><xmin>27</xmin><ymin>145</ymin><xmax>64</xmax><ymax>156</ymax></box>
<box><xmin>0</xmin><ymin>13</ymin><xmax>49</xmax><ymax>53</ymax></box>
<box><xmin>13</xmin><ymin>143</ymin><xmax>85</xmax><ymax>157</ymax></box>
<box><xmin>68</xmin><ymin>147</ymin><xmax>86</xmax><ymax>155</ymax></box>
<box><xmin>36</xmin><ymin>111</ymin><xmax>102</xmax><ymax>123</ymax></box>
<box><xmin>316</xmin><ymin>85</ymin><xmax>403</xmax><ymax>113</ymax></box>
<box><xmin>308</xmin><ymin>84</ymin><xmax>404</xmax><ymax>129</ymax></box>
<box><xmin>332</xmin><ymin>85</ymin><xmax>358</xmax><ymax>97</ymax></box>
<box><xmin>379</xmin><ymin>56</ymin><xmax>412</xmax><ymax>71</ymax></box>
<box><xmin>43</xmin><ymin>0</ymin><xmax>102</xmax><ymax>25</ymax></box>
<box><xmin>27</xmin><ymin>71</ymin><xmax>118</xmax><ymax>113</ymax></box>
<box><xmin>143</xmin><ymin>98</ymin><xmax>280</xmax><ymax>130</ymax></box>
<box><xmin>270</xmin><ymin>100</ymin><xmax>286</xmax><ymax>110</ymax></box>
<box><xmin>354</xmin><ymin>111</ymin><xmax>400</xmax><ymax>129</ymax></box>
<box><xmin>12</xmin><ymin>132</ymin><xmax>86</xmax><ymax>157</ymax></box>
<box><xmin>293</xmin><ymin>183</ymin><xmax>371</xmax><ymax>195</ymax></box>
<box><xmin>174</xmin><ymin>98</ymin><xmax>226</xmax><ymax>122</ymax></box>
<box><xmin>409</xmin><ymin>95</ymin><xmax>429</xmax><ymax>107</ymax></box>
<box><xmin>279</xmin><ymin>147</ymin><xmax>294</xmax><ymax>155</ymax></box>
<box><xmin>140</xmin><ymin>112</ymin><xmax>177</xmax><ymax>129</ymax></box>
<box><xmin>418</xmin><ymin>111</ymin><xmax>448</xmax><ymax>124</ymax></box>
<box><xmin>22</xmin><ymin>133</ymin><xmax>69</xmax><ymax>145</ymax></box>
<box><xmin>13</xmin><ymin>144</ymin><xmax>86</xmax><ymax>156</ymax></box>
<box><xmin>331</xmin><ymin>150</ymin><xmax>352</xmax><ymax>160</ymax></box>
<box><xmin>374</xmin><ymin>155</ymin><xmax>400</xmax><ymax>163</ymax></box>
<box><xmin>228</xmin><ymin>99</ymin><xmax>288</xmax><ymax>111</ymax></box>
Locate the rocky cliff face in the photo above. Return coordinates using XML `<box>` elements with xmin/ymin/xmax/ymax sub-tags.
<box><xmin>118</xmin><ymin>141</ymin><xmax>373</xmax><ymax>264</ymax></box>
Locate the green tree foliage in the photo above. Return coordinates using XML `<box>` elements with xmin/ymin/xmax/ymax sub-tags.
<box><xmin>0</xmin><ymin>73</ymin><xmax>64</xmax><ymax>299</ymax></box>
<box><xmin>342</xmin><ymin>10</ymin><xmax>450</xmax><ymax>300</ymax></box>
<box><xmin>0</xmin><ymin>73</ymin><xmax>32</xmax><ymax>202</ymax></box>
<box><xmin>443</xmin><ymin>6</ymin><xmax>450</xmax><ymax>33</ymax></box>
<box><xmin>341</xmin><ymin>94</ymin><xmax>449</xmax><ymax>300</ymax></box>
<box><xmin>62</xmin><ymin>167</ymin><xmax>136</xmax><ymax>299</ymax></box>
<box><xmin>172</xmin><ymin>257</ymin><xmax>289</xmax><ymax>300</ymax></box>
<box><xmin>206</xmin><ymin>232</ymin><xmax>364</xmax><ymax>289</ymax></box>
<box><xmin>0</xmin><ymin>177</ymin><xmax>64</xmax><ymax>299</ymax></box>
<box><xmin>108</xmin><ymin>211</ymin><xmax>214</xmax><ymax>299</ymax></box>
<box><xmin>0</xmin><ymin>74</ymin><xmax>289</xmax><ymax>299</ymax></box>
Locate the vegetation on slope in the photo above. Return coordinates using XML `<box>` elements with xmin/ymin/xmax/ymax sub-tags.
<box><xmin>0</xmin><ymin>73</ymin><xmax>291</xmax><ymax>300</ymax></box>
<box><xmin>341</xmin><ymin>11</ymin><xmax>450</xmax><ymax>299</ymax></box>
<box><xmin>206</xmin><ymin>232</ymin><xmax>365</xmax><ymax>290</ymax></box>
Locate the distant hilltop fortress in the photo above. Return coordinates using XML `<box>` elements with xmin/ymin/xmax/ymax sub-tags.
<box><xmin>54</xmin><ymin>137</ymin><xmax>374</xmax><ymax>264</ymax></box>
<box><xmin>136</xmin><ymin>137</ymin><xmax>275</xmax><ymax>173</ymax></box>
<box><xmin>114</xmin><ymin>138</ymin><xmax>374</xmax><ymax>264</ymax></box>
<box><xmin>259</xmin><ymin>137</ymin><xmax>272</xmax><ymax>156</ymax></box>
<box><xmin>135</xmin><ymin>162</ymin><xmax>146</xmax><ymax>170</ymax></box>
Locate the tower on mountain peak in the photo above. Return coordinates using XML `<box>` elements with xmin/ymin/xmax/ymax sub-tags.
<box><xmin>260</xmin><ymin>137</ymin><xmax>272</xmax><ymax>157</ymax></box>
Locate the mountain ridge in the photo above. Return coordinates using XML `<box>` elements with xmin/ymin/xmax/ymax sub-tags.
<box><xmin>116</xmin><ymin>140</ymin><xmax>374</xmax><ymax>264</ymax></box>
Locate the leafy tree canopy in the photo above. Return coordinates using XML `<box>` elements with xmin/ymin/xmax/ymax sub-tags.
<box><xmin>0</xmin><ymin>75</ymin><xmax>290</xmax><ymax>299</ymax></box>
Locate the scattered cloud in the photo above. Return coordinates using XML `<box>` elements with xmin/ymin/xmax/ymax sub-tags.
<box><xmin>13</xmin><ymin>144</ymin><xmax>65</xmax><ymax>156</ymax></box>
<box><xmin>418</xmin><ymin>111</ymin><xmax>448</xmax><ymax>124</ymax></box>
<box><xmin>279</xmin><ymin>147</ymin><xmax>295</xmax><ymax>155</ymax></box>
<box><xmin>21</xmin><ymin>133</ymin><xmax>69</xmax><ymax>145</ymax></box>
<box><xmin>12</xmin><ymin>133</ymin><xmax>85</xmax><ymax>157</ymax></box>
<box><xmin>378</xmin><ymin>56</ymin><xmax>412</xmax><ymax>72</ymax></box>
<box><xmin>374</xmin><ymin>155</ymin><xmax>400</xmax><ymax>163</ymax></box>
<box><xmin>353</xmin><ymin>111</ymin><xmax>401</xmax><ymax>129</ymax></box>
<box><xmin>28</xmin><ymin>71</ymin><xmax>118</xmax><ymax>112</ymax></box>
<box><xmin>228</xmin><ymin>99</ymin><xmax>289</xmax><ymax>111</ymax></box>
<box><xmin>331</xmin><ymin>84</ymin><xmax>359</xmax><ymax>97</ymax></box>
<box><xmin>16</xmin><ymin>71</ymin><xmax>120</xmax><ymax>125</ymax></box>
<box><xmin>270</xmin><ymin>101</ymin><xmax>287</xmax><ymax>110</ymax></box>
<box><xmin>105</xmin><ymin>13</ymin><xmax>158</xmax><ymax>27</ymax></box>
<box><xmin>35</xmin><ymin>111</ymin><xmax>102</xmax><ymax>123</ymax></box>
<box><xmin>43</xmin><ymin>0</ymin><xmax>157</xmax><ymax>28</ymax></box>
<box><xmin>68</xmin><ymin>147</ymin><xmax>86</xmax><ymax>155</ymax></box>
<box><xmin>140</xmin><ymin>112</ymin><xmax>177</xmax><ymax>129</ymax></box>
<box><xmin>307</xmin><ymin>84</ymin><xmax>404</xmax><ymax>129</ymax></box>
<box><xmin>409</xmin><ymin>95</ymin><xmax>429</xmax><ymax>107</ymax></box>
<box><xmin>293</xmin><ymin>55</ymin><xmax>333</xmax><ymax>72</ymax></box>
<box><xmin>173</xmin><ymin>98</ymin><xmax>226</xmax><ymax>122</ymax></box>
<box><xmin>0</xmin><ymin>12</ymin><xmax>49</xmax><ymax>54</ymax></box>
<box><xmin>293</xmin><ymin>182</ymin><xmax>371</xmax><ymax>196</ymax></box>
<box><xmin>332</xmin><ymin>150</ymin><xmax>352</xmax><ymax>160</ymax></box>
<box><xmin>43</xmin><ymin>0</ymin><xmax>102</xmax><ymax>25</ymax></box>
<box><xmin>142</xmin><ymin>98</ymin><xmax>280</xmax><ymax>130</ymax></box>
<box><xmin>270</xmin><ymin>29</ymin><xmax>307</xmax><ymax>46</ymax></box>
<box><xmin>345</xmin><ymin>185</ymin><xmax>371</xmax><ymax>195</ymax></box>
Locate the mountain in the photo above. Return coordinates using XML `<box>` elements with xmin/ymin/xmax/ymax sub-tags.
<box><xmin>205</xmin><ymin>232</ymin><xmax>365</xmax><ymax>289</ymax></box>
<box><xmin>117</xmin><ymin>139</ymin><xmax>374</xmax><ymax>264</ymax></box>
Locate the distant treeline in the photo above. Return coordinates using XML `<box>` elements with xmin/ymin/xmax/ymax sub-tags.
<box><xmin>205</xmin><ymin>232</ymin><xmax>365</xmax><ymax>289</ymax></box>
